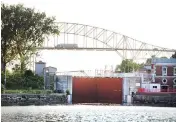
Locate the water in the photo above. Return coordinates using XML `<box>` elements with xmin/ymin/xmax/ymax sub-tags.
<box><xmin>1</xmin><ymin>105</ymin><xmax>176</xmax><ymax>122</ymax></box>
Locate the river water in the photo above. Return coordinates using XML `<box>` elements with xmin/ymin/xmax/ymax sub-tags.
<box><xmin>1</xmin><ymin>105</ymin><xmax>176</xmax><ymax>122</ymax></box>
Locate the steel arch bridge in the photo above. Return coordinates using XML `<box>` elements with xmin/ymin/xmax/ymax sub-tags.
<box><xmin>37</xmin><ymin>22</ymin><xmax>175</xmax><ymax>60</ymax></box>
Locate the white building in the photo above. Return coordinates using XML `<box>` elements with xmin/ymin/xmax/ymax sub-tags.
<box><xmin>35</xmin><ymin>61</ymin><xmax>46</xmax><ymax>76</ymax></box>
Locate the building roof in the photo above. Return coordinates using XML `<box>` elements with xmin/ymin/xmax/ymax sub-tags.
<box><xmin>152</xmin><ymin>58</ymin><xmax>176</xmax><ymax>64</ymax></box>
<box><xmin>35</xmin><ymin>61</ymin><xmax>46</xmax><ymax>64</ymax></box>
<box><xmin>45</xmin><ymin>66</ymin><xmax>57</xmax><ymax>69</ymax></box>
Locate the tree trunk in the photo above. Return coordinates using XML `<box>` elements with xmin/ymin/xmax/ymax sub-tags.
<box><xmin>20</xmin><ymin>60</ymin><xmax>26</xmax><ymax>74</ymax></box>
<box><xmin>1</xmin><ymin>62</ymin><xmax>6</xmax><ymax>73</ymax></box>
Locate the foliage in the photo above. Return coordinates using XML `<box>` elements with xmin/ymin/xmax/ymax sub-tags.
<box><xmin>115</xmin><ymin>59</ymin><xmax>144</xmax><ymax>73</ymax></box>
<box><xmin>1</xmin><ymin>3</ymin><xmax>59</xmax><ymax>73</ymax></box>
<box><xmin>4</xmin><ymin>89</ymin><xmax>52</xmax><ymax>94</ymax></box>
<box><xmin>1</xmin><ymin>4</ymin><xmax>18</xmax><ymax>72</ymax></box>
<box><xmin>1</xmin><ymin>69</ymin><xmax>44</xmax><ymax>90</ymax></box>
<box><xmin>172</xmin><ymin>52</ymin><xmax>176</xmax><ymax>58</ymax></box>
<box><xmin>24</xmin><ymin>70</ymin><xmax>34</xmax><ymax>77</ymax></box>
<box><xmin>66</xmin><ymin>89</ymin><xmax>70</xmax><ymax>95</ymax></box>
<box><xmin>1</xmin><ymin>84</ymin><xmax>5</xmax><ymax>93</ymax></box>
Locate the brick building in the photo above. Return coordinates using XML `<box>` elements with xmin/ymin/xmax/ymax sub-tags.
<box><xmin>151</xmin><ymin>58</ymin><xmax>176</xmax><ymax>92</ymax></box>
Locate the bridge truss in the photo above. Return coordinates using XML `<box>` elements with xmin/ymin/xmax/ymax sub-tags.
<box><xmin>37</xmin><ymin>22</ymin><xmax>175</xmax><ymax>60</ymax></box>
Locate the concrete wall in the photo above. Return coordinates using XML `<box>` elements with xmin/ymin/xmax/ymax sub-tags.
<box><xmin>54</xmin><ymin>75</ymin><xmax>72</xmax><ymax>94</ymax></box>
<box><xmin>133</xmin><ymin>92</ymin><xmax>176</xmax><ymax>107</ymax></box>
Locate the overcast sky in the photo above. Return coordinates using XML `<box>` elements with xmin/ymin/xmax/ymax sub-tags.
<box><xmin>2</xmin><ymin>0</ymin><xmax>176</xmax><ymax>71</ymax></box>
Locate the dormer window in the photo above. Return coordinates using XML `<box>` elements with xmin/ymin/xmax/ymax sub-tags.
<box><xmin>162</xmin><ymin>66</ymin><xmax>167</xmax><ymax>76</ymax></box>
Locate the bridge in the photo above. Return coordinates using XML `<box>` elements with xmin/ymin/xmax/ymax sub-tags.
<box><xmin>36</xmin><ymin>22</ymin><xmax>176</xmax><ymax>60</ymax></box>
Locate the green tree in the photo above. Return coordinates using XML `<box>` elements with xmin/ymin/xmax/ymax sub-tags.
<box><xmin>1</xmin><ymin>3</ymin><xmax>19</xmax><ymax>72</ymax></box>
<box><xmin>1</xmin><ymin>3</ymin><xmax>59</xmax><ymax>73</ymax></box>
<box><xmin>115</xmin><ymin>59</ymin><xmax>143</xmax><ymax>73</ymax></box>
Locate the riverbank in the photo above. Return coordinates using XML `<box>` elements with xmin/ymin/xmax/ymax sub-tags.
<box><xmin>1</xmin><ymin>94</ymin><xmax>67</xmax><ymax>106</ymax></box>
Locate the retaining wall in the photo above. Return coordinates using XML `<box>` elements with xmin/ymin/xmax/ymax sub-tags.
<box><xmin>1</xmin><ymin>94</ymin><xmax>67</xmax><ymax>106</ymax></box>
<box><xmin>133</xmin><ymin>92</ymin><xmax>176</xmax><ymax>107</ymax></box>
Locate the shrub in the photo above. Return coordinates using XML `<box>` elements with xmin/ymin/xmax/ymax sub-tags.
<box><xmin>66</xmin><ymin>89</ymin><xmax>70</xmax><ymax>95</ymax></box>
<box><xmin>24</xmin><ymin>70</ymin><xmax>34</xmax><ymax>77</ymax></box>
<box><xmin>45</xmin><ymin>90</ymin><xmax>52</xmax><ymax>94</ymax></box>
<box><xmin>1</xmin><ymin>84</ymin><xmax>4</xmax><ymax>93</ymax></box>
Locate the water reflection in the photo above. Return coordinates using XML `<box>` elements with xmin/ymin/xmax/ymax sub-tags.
<box><xmin>1</xmin><ymin>105</ymin><xmax>176</xmax><ymax>122</ymax></box>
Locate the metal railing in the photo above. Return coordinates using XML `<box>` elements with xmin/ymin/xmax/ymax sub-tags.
<box><xmin>138</xmin><ymin>88</ymin><xmax>176</xmax><ymax>93</ymax></box>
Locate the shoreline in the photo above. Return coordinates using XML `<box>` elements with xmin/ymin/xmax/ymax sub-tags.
<box><xmin>1</xmin><ymin>94</ymin><xmax>67</xmax><ymax>106</ymax></box>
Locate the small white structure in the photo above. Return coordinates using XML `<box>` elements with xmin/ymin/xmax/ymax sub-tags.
<box><xmin>44</xmin><ymin>66</ymin><xmax>57</xmax><ymax>73</ymax></box>
<box><xmin>44</xmin><ymin>66</ymin><xmax>57</xmax><ymax>89</ymax></box>
<box><xmin>35</xmin><ymin>61</ymin><xmax>46</xmax><ymax>76</ymax></box>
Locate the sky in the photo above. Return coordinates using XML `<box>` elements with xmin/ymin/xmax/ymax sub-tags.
<box><xmin>2</xmin><ymin>0</ymin><xmax>176</xmax><ymax>72</ymax></box>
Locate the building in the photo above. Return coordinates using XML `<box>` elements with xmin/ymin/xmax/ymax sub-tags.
<box><xmin>35</xmin><ymin>61</ymin><xmax>46</xmax><ymax>76</ymax></box>
<box><xmin>151</xmin><ymin>58</ymin><xmax>176</xmax><ymax>92</ymax></box>
<box><xmin>44</xmin><ymin>66</ymin><xmax>57</xmax><ymax>89</ymax></box>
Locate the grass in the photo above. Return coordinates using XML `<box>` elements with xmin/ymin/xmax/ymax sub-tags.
<box><xmin>4</xmin><ymin>89</ymin><xmax>53</xmax><ymax>94</ymax></box>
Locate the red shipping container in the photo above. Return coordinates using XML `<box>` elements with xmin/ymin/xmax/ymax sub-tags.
<box><xmin>72</xmin><ymin>77</ymin><xmax>123</xmax><ymax>104</ymax></box>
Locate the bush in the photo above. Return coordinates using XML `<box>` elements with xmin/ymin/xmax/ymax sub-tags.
<box><xmin>2</xmin><ymin>70</ymin><xmax>44</xmax><ymax>89</ymax></box>
<box><xmin>24</xmin><ymin>70</ymin><xmax>34</xmax><ymax>77</ymax></box>
<box><xmin>46</xmin><ymin>90</ymin><xmax>52</xmax><ymax>94</ymax></box>
<box><xmin>4</xmin><ymin>89</ymin><xmax>53</xmax><ymax>94</ymax></box>
<box><xmin>1</xmin><ymin>69</ymin><xmax>54</xmax><ymax>94</ymax></box>
<box><xmin>66</xmin><ymin>89</ymin><xmax>70</xmax><ymax>95</ymax></box>
<box><xmin>1</xmin><ymin>84</ymin><xmax>4</xmax><ymax>93</ymax></box>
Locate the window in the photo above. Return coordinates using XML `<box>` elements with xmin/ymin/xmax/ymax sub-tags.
<box><xmin>173</xmin><ymin>78</ymin><xmax>176</xmax><ymax>84</ymax></box>
<box><xmin>174</xmin><ymin>67</ymin><xmax>176</xmax><ymax>75</ymax></box>
<box><xmin>162</xmin><ymin>78</ymin><xmax>167</xmax><ymax>84</ymax></box>
<box><xmin>153</xmin><ymin>86</ymin><xmax>157</xmax><ymax>88</ymax></box>
<box><xmin>162</xmin><ymin>67</ymin><xmax>167</xmax><ymax>76</ymax></box>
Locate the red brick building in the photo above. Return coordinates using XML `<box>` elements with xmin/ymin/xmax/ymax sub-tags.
<box><xmin>152</xmin><ymin>58</ymin><xmax>176</xmax><ymax>92</ymax></box>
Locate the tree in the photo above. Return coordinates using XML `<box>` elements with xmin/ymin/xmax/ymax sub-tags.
<box><xmin>1</xmin><ymin>3</ymin><xmax>19</xmax><ymax>72</ymax></box>
<box><xmin>1</xmin><ymin>3</ymin><xmax>59</xmax><ymax>73</ymax></box>
<box><xmin>115</xmin><ymin>59</ymin><xmax>144</xmax><ymax>73</ymax></box>
<box><xmin>172</xmin><ymin>52</ymin><xmax>176</xmax><ymax>58</ymax></box>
